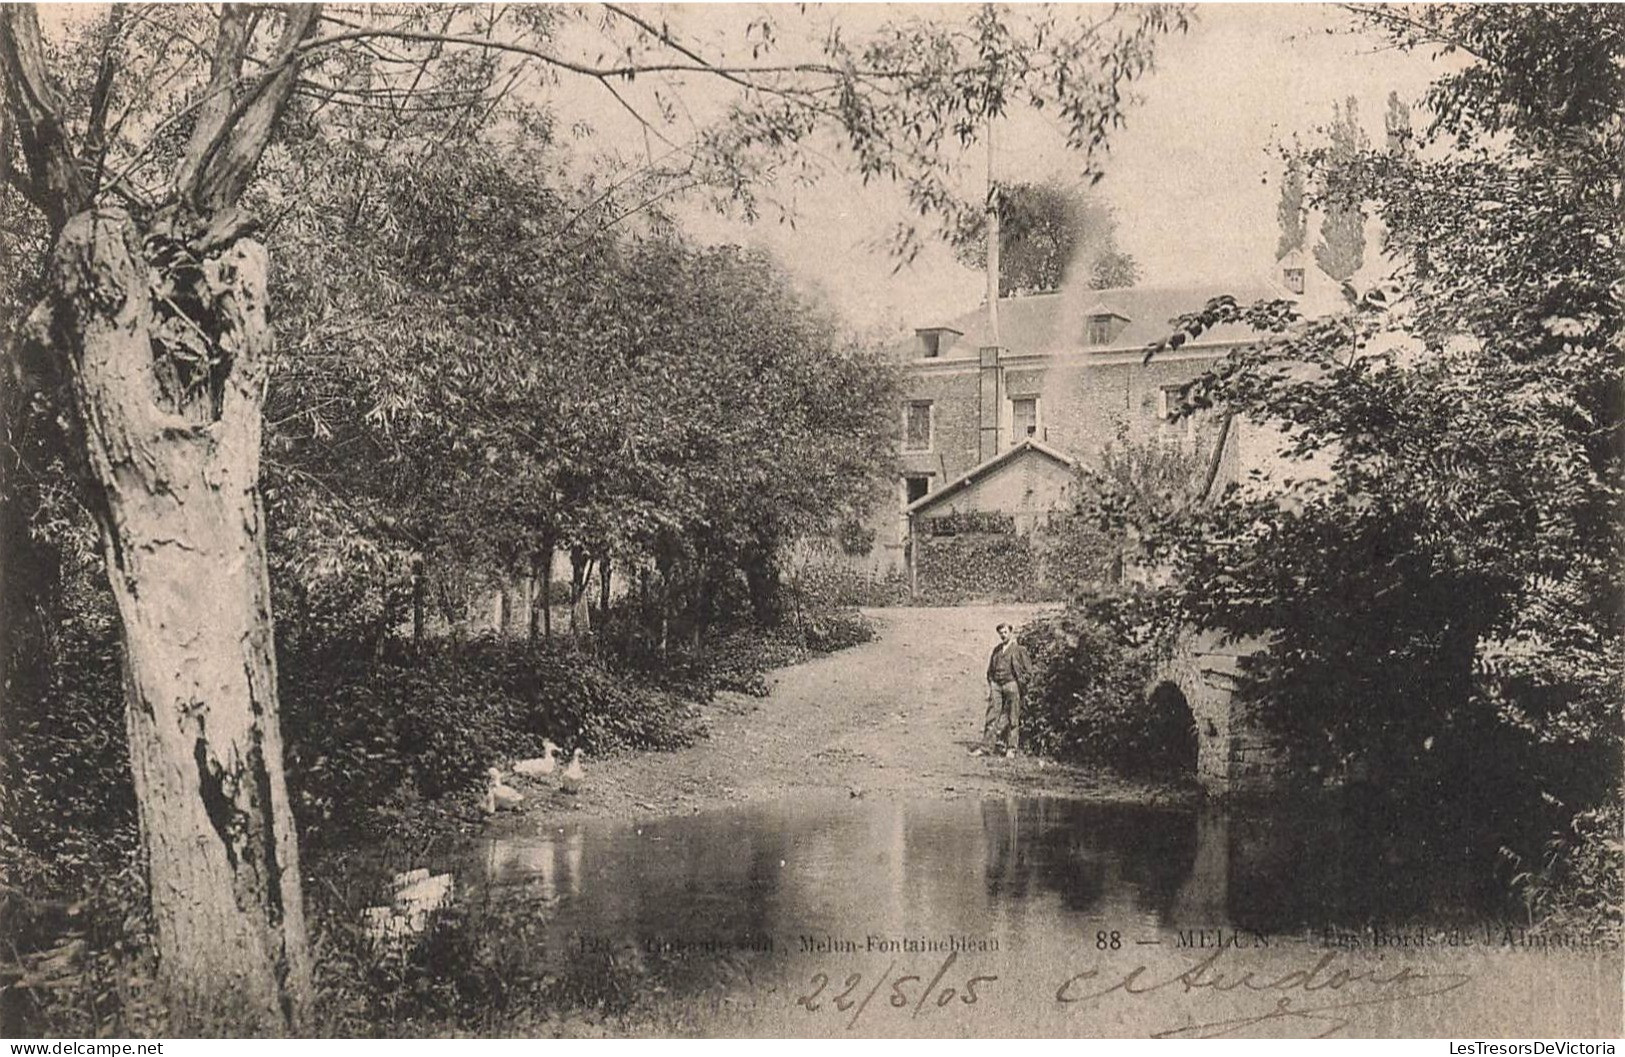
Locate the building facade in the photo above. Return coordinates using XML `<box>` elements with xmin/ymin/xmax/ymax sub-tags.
<box><xmin>866</xmin><ymin>264</ymin><xmax>1327</xmax><ymax>578</ymax></box>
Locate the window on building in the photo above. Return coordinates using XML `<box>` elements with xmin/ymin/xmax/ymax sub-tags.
<box><xmin>1012</xmin><ymin>396</ymin><xmax>1039</xmax><ymax>439</ymax></box>
<box><xmin>904</xmin><ymin>475</ymin><xmax>930</xmax><ymax>505</ymax></box>
<box><xmin>1158</xmin><ymin>385</ymin><xmax>1184</xmax><ymax>420</ymax></box>
<box><xmin>915</xmin><ymin>327</ymin><xmax>959</xmax><ymax>359</ymax></box>
<box><xmin>1284</xmin><ymin>267</ymin><xmax>1305</xmax><ymax>295</ymax></box>
<box><xmin>904</xmin><ymin>400</ymin><xmax>933</xmax><ymax>451</ymax></box>
<box><xmin>1087</xmin><ymin>315</ymin><xmax>1115</xmax><ymax>346</ymax></box>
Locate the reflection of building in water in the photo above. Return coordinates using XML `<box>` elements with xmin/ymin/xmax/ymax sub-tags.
<box><xmin>481</xmin><ymin>828</ymin><xmax>587</xmax><ymax>905</ymax></box>
<box><xmin>562</xmin><ymin>829</ymin><xmax>583</xmax><ymax>899</ymax></box>
<box><xmin>1170</xmin><ymin>805</ymin><xmax>1230</xmax><ymax>925</ymax></box>
<box><xmin>981</xmin><ymin>797</ymin><xmax>1031</xmax><ymax>899</ymax></box>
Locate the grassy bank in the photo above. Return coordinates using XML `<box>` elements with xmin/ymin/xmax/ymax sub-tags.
<box><xmin>0</xmin><ymin>611</ymin><xmax>875</xmax><ymax>1037</ymax></box>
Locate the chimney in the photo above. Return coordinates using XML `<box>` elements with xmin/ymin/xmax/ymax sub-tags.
<box><xmin>978</xmin><ymin>345</ymin><xmax>1003</xmax><ymax>462</ymax></box>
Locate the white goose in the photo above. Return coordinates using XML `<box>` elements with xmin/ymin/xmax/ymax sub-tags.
<box><xmin>482</xmin><ymin>767</ymin><xmax>525</xmax><ymax>814</ymax></box>
<box><xmin>512</xmin><ymin>740</ymin><xmax>559</xmax><ymax>779</ymax></box>
<box><xmin>559</xmin><ymin>748</ymin><xmax>585</xmax><ymax>795</ymax></box>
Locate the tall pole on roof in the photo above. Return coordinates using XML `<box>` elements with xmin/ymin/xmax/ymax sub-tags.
<box><xmin>986</xmin><ymin>108</ymin><xmax>1000</xmax><ymax>346</ymax></box>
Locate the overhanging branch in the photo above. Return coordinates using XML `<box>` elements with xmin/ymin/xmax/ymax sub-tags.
<box><xmin>0</xmin><ymin>3</ymin><xmax>89</xmax><ymax>228</ymax></box>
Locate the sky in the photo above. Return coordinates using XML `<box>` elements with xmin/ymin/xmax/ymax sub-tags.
<box><xmin>554</xmin><ymin>3</ymin><xmax>1452</xmax><ymax>340</ymax></box>
<box><xmin>35</xmin><ymin>4</ymin><xmax>1452</xmax><ymax>340</ymax></box>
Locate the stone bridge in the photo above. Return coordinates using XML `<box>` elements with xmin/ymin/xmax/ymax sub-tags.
<box><xmin>1149</xmin><ymin>628</ymin><xmax>1285</xmax><ymax>796</ymax></box>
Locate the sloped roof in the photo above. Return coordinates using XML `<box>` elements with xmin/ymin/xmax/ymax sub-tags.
<box><xmin>906</xmin><ymin>439</ymin><xmax>1077</xmax><ymax>516</ymax></box>
<box><xmin>897</xmin><ymin>280</ymin><xmax>1291</xmax><ymax>360</ymax></box>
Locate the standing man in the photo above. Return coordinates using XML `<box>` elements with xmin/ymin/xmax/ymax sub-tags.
<box><xmin>980</xmin><ymin>622</ymin><xmax>1032</xmax><ymax>757</ymax></box>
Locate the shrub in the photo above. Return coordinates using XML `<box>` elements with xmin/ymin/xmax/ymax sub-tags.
<box><xmin>801</xmin><ymin>609</ymin><xmax>876</xmax><ymax>653</ymax></box>
<box><xmin>836</xmin><ymin>519</ymin><xmax>877</xmax><ymax>557</ymax></box>
<box><xmin>0</xmin><ymin>618</ymin><xmax>137</xmax><ymax>879</ymax></box>
<box><xmin>1507</xmin><ymin>796</ymin><xmax>1625</xmax><ymax>940</ymax></box>
<box><xmin>792</xmin><ymin>561</ymin><xmax>909</xmax><ymax>608</ymax></box>
<box><xmin>0</xmin><ymin>843</ymin><xmax>159</xmax><ymax>1039</ymax></box>
<box><xmin>1019</xmin><ymin>606</ymin><xmax>1195</xmax><ymax>777</ymax></box>
<box><xmin>279</xmin><ymin>637</ymin><xmax>704</xmax><ymax>837</ymax></box>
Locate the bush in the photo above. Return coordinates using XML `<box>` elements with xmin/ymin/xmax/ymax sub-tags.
<box><xmin>279</xmin><ymin>636</ymin><xmax>704</xmax><ymax>836</ymax></box>
<box><xmin>1019</xmin><ymin>605</ymin><xmax>1195</xmax><ymax>778</ymax></box>
<box><xmin>1508</xmin><ymin>796</ymin><xmax>1625</xmax><ymax>940</ymax></box>
<box><xmin>0</xmin><ymin>616</ymin><xmax>138</xmax><ymax>880</ymax></box>
<box><xmin>801</xmin><ymin>609</ymin><xmax>876</xmax><ymax>653</ymax></box>
<box><xmin>0</xmin><ymin>843</ymin><xmax>160</xmax><ymax>1039</ymax></box>
<box><xmin>791</xmin><ymin>560</ymin><xmax>909</xmax><ymax>609</ymax></box>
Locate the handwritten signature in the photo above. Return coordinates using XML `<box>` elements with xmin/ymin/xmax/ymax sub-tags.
<box><xmin>1055</xmin><ymin>946</ymin><xmax>1474</xmax><ymax>1038</ymax></box>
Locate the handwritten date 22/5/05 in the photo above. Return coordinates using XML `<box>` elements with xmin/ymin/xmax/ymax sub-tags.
<box><xmin>796</xmin><ymin>951</ymin><xmax>996</xmax><ymax>1029</ymax></box>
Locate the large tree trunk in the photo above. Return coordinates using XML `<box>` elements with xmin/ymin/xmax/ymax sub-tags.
<box><xmin>30</xmin><ymin>208</ymin><xmax>312</xmax><ymax>1031</ymax></box>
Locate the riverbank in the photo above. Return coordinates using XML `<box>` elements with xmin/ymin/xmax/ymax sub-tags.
<box><xmin>485</xmin><ymin>604</ymin><xmax>1197</xmax><ymax>834</ymax></box>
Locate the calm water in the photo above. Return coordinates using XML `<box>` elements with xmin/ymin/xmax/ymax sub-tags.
<box><xmin>343</xmin><ymin>795</ymin><xmax>1625</xmax><ymax>1036</ymax></box>
<box><xmin>459</xmin><ymin>795</ymin><xmax>1508</xmax><ymax>945</ymax></box>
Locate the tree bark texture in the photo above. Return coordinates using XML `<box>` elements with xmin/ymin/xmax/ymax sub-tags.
<box><xmin>539</xmin><ymin>539</ymin><xmax>554</xmax><ymax>640</ymax></box>
<box><xmin>29</xmin><ymin>208</ymin><xmax>312</xmax><ymax>1030</ymax></box>
<box><xmin>411</xmin><ymin>557</ymin><xmax>426</xmax><ymax>648</ymax></box>
<box><xmin>569</xmin><ymin>546</ymin><xmax>591</xmax><ymax>636</ymax></box>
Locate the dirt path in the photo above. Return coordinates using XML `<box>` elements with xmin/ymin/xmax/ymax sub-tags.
<box><xmin>508</xmin><ymin>604</ymin><xmax>1192</xmax><ymax>828</ymax></box>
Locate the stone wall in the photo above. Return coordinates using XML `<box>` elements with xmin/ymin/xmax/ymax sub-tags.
<box><xmin>1153</xmin><ymin>627</ymin><xmax>1285</xmax><ymax>796</ymax></box>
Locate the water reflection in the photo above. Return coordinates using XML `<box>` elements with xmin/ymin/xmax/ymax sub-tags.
<box><xmin>371</xmin><ymin>794</ymin><xmax>1517</xmax><ymax>1010</ymax></box>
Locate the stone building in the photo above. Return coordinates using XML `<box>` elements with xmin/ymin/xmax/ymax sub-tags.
<box><xmin>864</xmin><ymin>261</ymin><xmax>1334</xmax><ymax>581</ymax></box>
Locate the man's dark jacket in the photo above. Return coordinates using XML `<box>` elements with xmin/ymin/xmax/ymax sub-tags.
<box><xmin>987</xmin><ymin>641</ymin><xmax>1033</xmax><ymax>687</ymax></box>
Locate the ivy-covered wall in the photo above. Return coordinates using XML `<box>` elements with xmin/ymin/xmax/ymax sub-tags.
<box><xmin>914</xmin><ymin>527</ymin><xmax>1067</xmax><ymax>604</ymax></box>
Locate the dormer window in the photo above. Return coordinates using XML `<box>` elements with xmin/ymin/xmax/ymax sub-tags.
<box><xmin>915</xmin><ymin>326</ymin><xmax>962</xmax><ymax>359</ymax></box>
<box><xmin>1083</xmin><ymin>307</ymin><xmax>1130</xmax><ymax>347</ymax></box>
<box><xmin>1284</xmin><ymin>267</ymin><xmax>1305</xmax><ymax>295</ymax></box>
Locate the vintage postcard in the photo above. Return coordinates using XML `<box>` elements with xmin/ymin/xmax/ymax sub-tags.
<box><xmin>1</xmin><ymin>2</ymin><xmax>1620</xmax><ymax>1041</ymax></box>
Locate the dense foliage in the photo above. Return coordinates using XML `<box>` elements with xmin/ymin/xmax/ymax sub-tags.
<box><xmin>267</xmin><ymin>132</ymin><xmax>902</xmax><ymax>651</ymax></box>
<box><xmin>1137</xmin><ymin>4</ymin><xmax>1623</xmax><ymax>929</ymax></box>
<box><xmin>914</xmin><ymin>531</ymin><xmax>1064</xmax><ymax>605</ymax></box>
<box><xmin>952</xmin><ymin>181</ymin><xmax>1141</xmax><ymax>295</ymax></box>
<box><xmin>1041</xmin><ymin>428</ymin><xmax>1208</xmax><ymax>598</ymax></box>
<box><xmin>0</xmin><ymin>1</ymin><xmax>1195</xmax><ymax>1036</ymax></box>
<box><xmin>1018</xmin><ymin>603</ymin><xmax>1193</xmax><ymax>776</ymax></box>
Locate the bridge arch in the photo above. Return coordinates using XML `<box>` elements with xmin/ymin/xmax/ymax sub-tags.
<box><xmin>1144</xmin><ymin>680</ymin><xmax>1199</xmax><ymax>776</ymax></box>
<box><xmin>1149</xmin><ymin>628</ymin><xmax>1281</xmax><ymax>795</ymax></box>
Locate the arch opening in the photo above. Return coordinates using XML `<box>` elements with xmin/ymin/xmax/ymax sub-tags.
<box><xmin>1145</xmin><ymin>680</ymin><xmax>1199</xmax><ymax>777</ymax></box>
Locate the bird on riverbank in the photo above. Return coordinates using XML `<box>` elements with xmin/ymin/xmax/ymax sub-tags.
<box><xmin>513</xmin><ymin>740</ymin><xmax>559</xmax><ymax>779</ymax></box>
<box><xmin>483</xmin><ymin>767</ymin><xmax>525</xmax><ymax>814</ymax></box>
<box><xmin>559</xmin><ymin>748</ymin><xmax>585</xmax><ymax>795</ymax></box>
